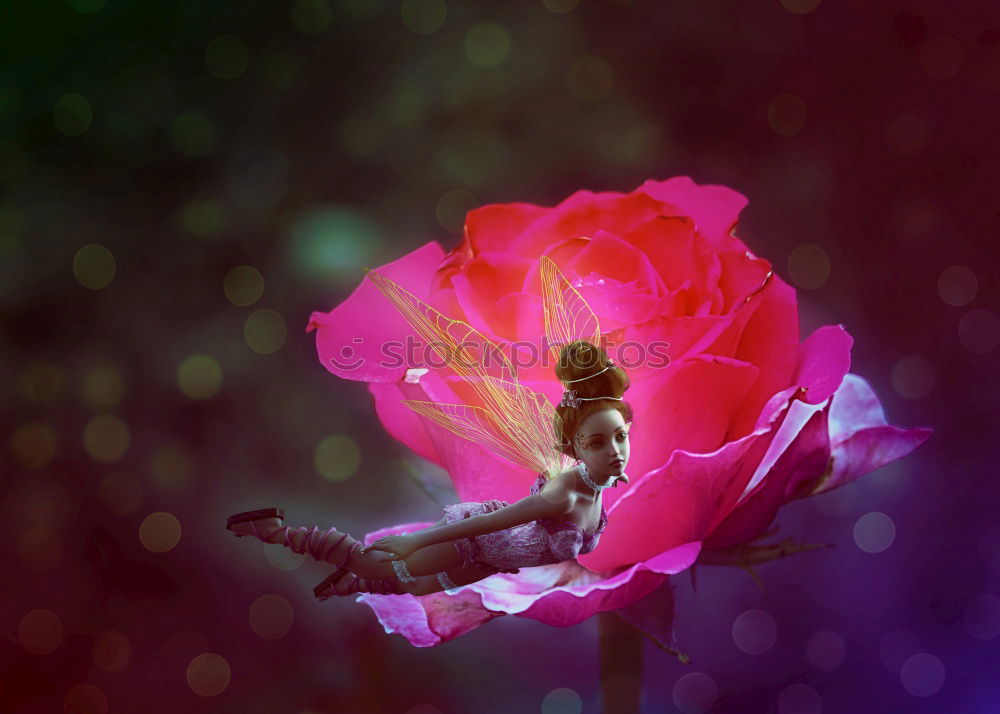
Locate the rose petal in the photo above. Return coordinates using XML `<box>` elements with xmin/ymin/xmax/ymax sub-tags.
<box><xmin>306</xmin><ymin>242</ymin><xmax>447</xmax><ymax>382</ymax></box>
<box><xmin>509</xmin><ymin>191</ymin><xmax>673</xmax><ymax>258</ymax></box>
<box><xmin>622</xmin><ymin>214</ymin><xmax>721</xmax><ymax>313</ymax></box>
<box><xmin>464</xmin><ymin>202</ymin><xmax>549</xmax><ymax>255</ymax></box>
<box><xmin>637</xmin><ymin>176</ymin><xmax>750</xmax><ymax>250</ymax></box>
<box><xmin>613</xmin><ymin>354</ymin><xmax>760</xmax><ymax>503</ymax></box>
<box><xmin>813</xmin><ymin>373</ymin><xmax>933</xmax><ymax>494</ymax></box>
<box><xmin>702</xmin><ymin>400</ymin><xmax>832</xmax><ymax>549</ymax></box>
<box><xmin>792</xmin><ymin>324</ymin><xmax>854</xmax><ymax>405</ymax></box>
<box><xmin>579</xmin><ymin>385</ymin><xmax>805</xmax><ymax>572</ymax></box>
<box><xmin>497</xmin><ymin>542</ymin><xmax>700</xmax><ymax>627</ymax></box>
<box><xmin>449</xmin><ymin>252</ymin><xmax>535</xmax><ymax>340</ymax></box>
<box><xmin>726</xmin><ymin>274</ymin><xmax>800</xmax><ymax>441</ymax></box>
<box><xmin>357</xmin><ymin>536</ymin><xmax>701</xmax><ymax>646</ymax></box>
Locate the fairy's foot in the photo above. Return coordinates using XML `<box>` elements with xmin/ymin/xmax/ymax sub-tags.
<box><xmin>226</xmin><ymin>508</ymin><xmax>288</xmax><ymax>545</ymax></box>
<box><xmin>313</xmin><ymin>569</ymin><xmax>406</xmax><ymax>599</ymax></box>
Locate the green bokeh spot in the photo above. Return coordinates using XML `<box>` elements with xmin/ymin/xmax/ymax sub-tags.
<box><xmin>288</xmin><ymin>207</ymin><xmax>379</xmax><ymax>284</ymax></box>
<box><xmin>463</xmin><ymin>24</ymin><xmax>511</xmax><ymax>67</ymax></box>
<box><xmin>170</xmin><ymin>110</ymin><xmax>217</xmax><ymax>157</ymax></box>
<box><xmin>205</xmin><ymin>35</ymin><xmax>250</xmax><ymax>80</ymax></box>
<box><xmin>53</xmin><ymin>94</ymin><xmax>93</xmax><ymax>136</ymax></box>
<box><xmin>179</xmin><ymin>197</ymin><xmax>224</xmax><ymax>237</ymax></box>
<box><xmin>290</xmin><ymin>0</ymin><xmax>333</xmax><ymax>34</ymax></box>
<box><xmin>66</xmin><ymin>0</ymin><xmax>107</xmax><ymax>13</ymax></box>
<box><xmin>400</xmin><ymin>0</ymin><xmax>446</xmax><ymax>34</ymax></box>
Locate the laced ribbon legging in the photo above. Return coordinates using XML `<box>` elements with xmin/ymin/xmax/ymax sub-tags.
<box><xmin>279</xmin><ymin>525</ymin><xmax>363</xmax><ymax>570</ymax></box>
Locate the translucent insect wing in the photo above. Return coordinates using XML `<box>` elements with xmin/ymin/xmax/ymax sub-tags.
<box><xmin>540</xmin><ymin>254</ymin><xmax>603</xmax><ymax>365</ymax></box>
<box><xmin>365</xmin><ymin>268</ymin><xmax>563</xmax><ymax>478</ymax></box>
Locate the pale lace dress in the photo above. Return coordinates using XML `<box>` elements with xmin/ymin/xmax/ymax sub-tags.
<box><xmin>440</xmin><ymin>473</ymin><xmax>608</xmax><ymax>575</ymax></box>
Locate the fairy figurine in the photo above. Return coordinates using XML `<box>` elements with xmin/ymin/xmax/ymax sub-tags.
<box><xmin>226</xmin><ymin>256</ymin><xmax>634</xmax><ymax>598</ymax></box>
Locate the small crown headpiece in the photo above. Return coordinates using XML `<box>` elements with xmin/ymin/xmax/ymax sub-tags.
<box><xmin>559</xmin><ymin>359</ymin><xmax>622</xmax><ymax>409</ymax></box>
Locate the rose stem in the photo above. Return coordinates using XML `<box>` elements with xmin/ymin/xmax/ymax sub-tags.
<box><xmin>597</xmin><ymin>611</ymin><xmax>643</xmax><ymax>714</ymax></box>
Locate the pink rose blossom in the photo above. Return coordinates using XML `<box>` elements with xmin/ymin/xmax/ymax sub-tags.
<box><xmin>306</xmin><ymin>177</ymin><xmax>932</xmax><ymax>648</ymax></box>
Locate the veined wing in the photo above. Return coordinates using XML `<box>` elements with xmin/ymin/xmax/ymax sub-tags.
<box><xmin>366</xmin><ymin>268</ymin><xmax>568</xmax><ymax>478</ymax></box>
<box><xmin>540</xmin><ymin>254</ymin><xmax>603</xmax><ymax>364</ymax></box>
<box><xmin>365</xmin><ymin>268</ymin><xmax>517</xmax><ymax>415</ymax></box>
<box><xmin>402</xmin><ymin>399</ymin><xmax>566</xmax><ymax>477</ymax></box>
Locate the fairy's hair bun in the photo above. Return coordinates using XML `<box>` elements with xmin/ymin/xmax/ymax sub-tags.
<box><xmin>552</xmin><ymin>340</ymin><xmax>633</xmax><ymax>459</ymax></box>
<box><xmin>554</xmin><ymin>340</ymin><xmax>629</xmax><ymax>399</ymax></box>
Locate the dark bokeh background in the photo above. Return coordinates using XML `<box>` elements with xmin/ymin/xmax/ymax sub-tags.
<box><xmin>1</xmin><ymin>0</ymin><xmax>997</xmax><ymax>712</ymax></box>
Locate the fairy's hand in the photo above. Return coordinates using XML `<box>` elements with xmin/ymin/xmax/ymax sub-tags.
<box><xmin>616</xmin><ymin>473</ymin><xmax>630</xmax><ymax>486</ymax></box>
<box><xmin>362</xmin><ymin>534</ymin><xmax>419</xmax><ymax>562</ymax></box>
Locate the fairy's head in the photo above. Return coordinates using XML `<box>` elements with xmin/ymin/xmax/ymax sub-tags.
<box><xmin>553</xmin><ymin>340</ymin><xmax>633</xmax><ymax>483</ymax></box>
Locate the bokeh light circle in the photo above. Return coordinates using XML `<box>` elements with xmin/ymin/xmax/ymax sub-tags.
<box><xmin>17</xmin><ymin>527</ymin><xmax>62</xmax><ymax>572</ymax></box>
<box><xmin>900</xmin><ymin>652</ymin><xmax>945</xmax><ymax>697</ymax></box>
<box><xmin>768</xmin><ymin>93</ymin><xmax>807</xmax><ymax>136</ymax></box>
<box><xmin>83</xmin><ymin>413</ymin><xmax>130</xmax><ymax>462</ymax></box>
<box><xmin>540</xmin><ymin>687</ymin><xmax>582</xmax><ymax>714</ymax></box>
<box><xmin>777</xmin><ymin>683</ymin><xmax>822</xmax><ymax>714</ymax></box>
<box><xmin>543</xmin><ymin>0</ymin><xmax>580</xmax><ymax>12</ymax></box>
<box><xmin>288</xmin><ymin>206</ymin><xmax>378</xmax><ymax>284</ymax></box>
<box><xmin>787</xmin><ymin>243</ymin><xmax>830</xmax><ymax>289</ymax></box>
<box><xmin>205</xmin><ymin>35</ymin><xmax>250</xmax><ymax>79</ymax></box>
<box><xmin>63</xmin><ymin>683</ymin><xmax>108</xmax><ymax>714</ymax></box>
<box><xmin>732</xmin><ymin>609</ymin><xmax>777</xmax><ymax>654</ymax></box>
<box><xmin>672</xmin><ymin>671</ymin><xmax>718</xmax><ymax>714</ymax></box>
<box><xmin>315</xmin><ymin>434</ymin><xmax>362</xmax><ymax>481</ymax></box>
<box><xmin>224</xmin><ymin>265</ymin><xmax>264</xmax><ymax>306</ymax></box>
<box><xmin>178</xmin><ymin>197</ymin><xmax>224</xmax><ymax>237</ymax></box>
<box><xmin>139</xmin><ymin>511</ymin><xmax>182</xmax><ymax>553</ymax></box>
<box><xmin>92</xmin><ymin>630</ymin><xmax>132</xmax><ymax>672</ymax></box>
<box><xmin>290</xmin><ymin>0</ymin><xmax>333</xmax><ymax>34</ymax></box>
<box><xmin>21</xmin><ymin>362</ymin><xmax>66</xmax><ymax>403</ymax></box>
<box><xmin>8</xmin><ymin>421</ymin><xmax>57</xmax><ymax>469</ymax></box>
<box><xmin>80</xmin><ymin>365</ymin><xmax>125</xmax><ymax>408</ymax></box>
<box><xmin>886</xmin><ymin>111</ymin><xmax>933</xmax><ymax>156</ymax></box>
<box><xmin>66</xmin><ymin>0</ymin><xmax>107</xmax><ymax>13</ymax></box>
<box><xmin>780</xmin><ymin>0</ymin><xmax>821</xmax><ymax>13</ymax></box>
<box><xmin>463</xmin><ymin>24</ymin><xmax>511</xmax><ymax>67</ymax></box>
<box><xmin>19</xmin><ymin>609</ymin><xmax>63</xmax><ymax>654</ymax></box>
<box><xmin>891</xmin><ymin>354</ymin><xmax>935</xmax><ymax>399</ymax></box>
<box><xmin>54</xmin><ymin>93</ymin><xmax>93</xmax><ymax>135</ymax></box>
<box><xmin>962</xmin><ymin>593</ymin><xmax>1000</xmax><ymax>640</ymax></box>
<box><xmin>244</xmin><ymin>308</ymin><xmax>287</xmax><ymax>354</ymax></box>
<box><xmin>880</xmin><ymin>630</ymin><xmax>921</xmax><ymax>673</ymax></box>
<box><xmin>73</xmin><ymin>243</ymin><xmax>115</xmax><ymax>289</ymax></box>
<box><xmin>567</xmin><ymin>55</ymin><xmax>614</xmax><ymax>102</ymax></box>
<box><xmin>249</xmin><ymin>594</ymin><xmax>295</xmax><ymax>640</ymax></box>
<box><xmin>919</xmin><ymin>34</ymin><xmax>963</xmax><ymax>80</ymax></box>
<box><xmin>99</xmin><ymin>472</ymin><xmax>143</xmax><ymax>515</ymax></box>
<box><xmin>435</xmin><ymin>189</ymin><xmax>478</xmax><ymax>234</ymax></box>
<box><xmin>958</xmin><ymin>308</ymin><xmax>999</xmax><ymax>354</ymax></box>
<box><xmin>937</xmin><ymin>265</ymin><xmax>977</xmax><ymax>306</ymax></box>
<box><xmin>400</xmin><ymin>0</ymin><xmax>445</xmax><ymax>34</ymax></box>
<box><xmin>170</xmin><ymin>110</ymin><xmax>217</xmax><ymax>158</ymax></box>
<box><xmin>979</xmin><ymin>525</ymin><xmax>1000</xmax><ymax>570</ymax></box>
<box><xmin>805</xmin><ymin>629</ymin><xmax>846</xmax><ymax>671</ymax></box>
<box><xmin>853</xmin><ymin>511</ymin><xmax>895</xmax><ymax>553</ymax></box>
<box><xmin>186</xmin><ymin>653</ymin><xmax>232</xmax><ymax>697</ymax></box>
<box><xmin>177</xmin><ymin>354</ymin><xmax>222</xmax><ymax>399</ymax></box>
<box><xmin>264</xmin><ymin>542</ymin><xmax>306</xmax><ymax>571</ymax></box>
<box><xmin>149</xmin><ymin>444</ymin><xmax>195</xmax><ymax>493</ymax></box>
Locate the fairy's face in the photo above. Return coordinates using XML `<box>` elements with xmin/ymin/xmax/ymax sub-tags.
<box><xmin>572</xmin><ymin>408</ymin><xmax>631</xmax><ymax>485</ymax></box>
